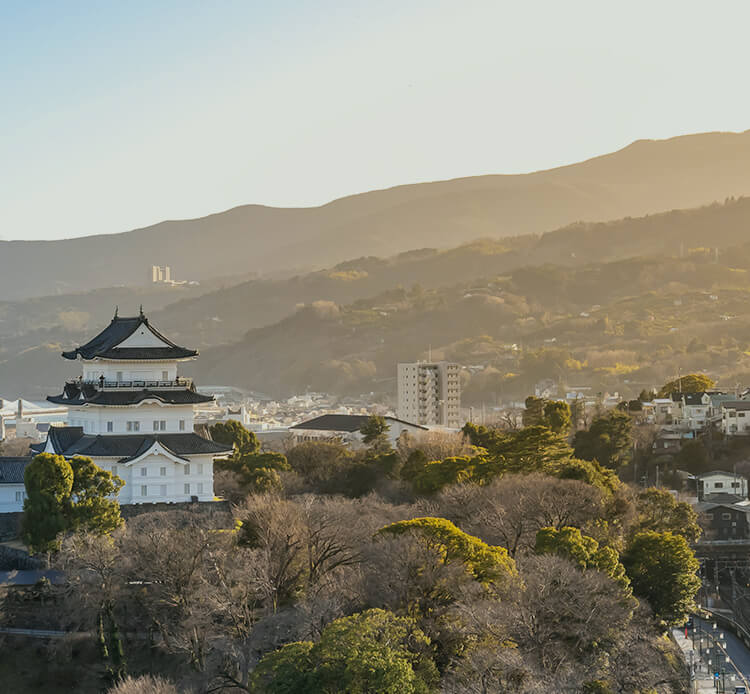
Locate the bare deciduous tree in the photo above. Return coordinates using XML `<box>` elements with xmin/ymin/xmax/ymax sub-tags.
<box><xmin>436</xmin><ymin>475</ymin><xmax>605</xmax><ymax>557</ymax></box>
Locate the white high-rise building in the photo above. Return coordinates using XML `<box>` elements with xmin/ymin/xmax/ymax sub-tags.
<box><xmin>397</xmin><ymin>361</ymin><xmax>461</xmax><ymax>428</ymax></box>
<box><xmin>34</xmin><ymin>308</ymin><xmax>232</xmax><ymax>504</ymax></box>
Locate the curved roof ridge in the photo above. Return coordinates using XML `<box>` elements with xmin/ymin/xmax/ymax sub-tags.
<box><xmin>61</xmin><ymin>312</ymin><xmax>197</xmax><ymax>361</ymax></box>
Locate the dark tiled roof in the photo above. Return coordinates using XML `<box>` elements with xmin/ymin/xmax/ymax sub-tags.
<box><xmin>722</xmin><ymin>401</ymin><xmax>750</xmax><ymax>412</ymax></box>
<box><xmin>44</xmin><ymin>427</ymin><xmax>231</xmax><ymax>461</ymax></box>
<box><xmin>671</xmin><ymin>392</ymin><xmax>710</xmax><ymax>405</ymax></box>
<box><xmin>48</xmin><ymin>426</ymin><xmax>85</xmax><ymax>452</ymax></box>
<box><xmin>697</xmin><ymin>470</ymin><xmax>747</xmax><ymax>479</ymax></box>
<box><xmin>48</xmin><ymin>386</ymin><xmax>213</xmax><ymax>406</ymax></box>
<box><xmin>291</xmin><ymin>414</ymin><xmax>427</xmax><ymax>432</ymax></box>
<box><xmin>62</xmin><ymin>314</ymin><xmax>197</xmax><ymax>361</ymax></box>
<box><xmin>0</xmin><ymin>457</ymin><xmax>32</xmax><ymax>484</ymax></box>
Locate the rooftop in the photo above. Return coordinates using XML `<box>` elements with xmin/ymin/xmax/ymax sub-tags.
<box><xmin>48</xmin><ymin>380</ymin><xmax>213</xmax><ymax>406</ymax></box>
<box><xmin>0</xmin><ymin>457</ymin><xmax>32</xmax><ymax>484</ymax></box>
<box><xmin>290</xmin><ymin>413</ymin><xmax>427</xmax><ymax>432</ymax></box>
<box><xmin>35</xmin><ymin>426</ymin><xmax>231</xmax><ymax>462</ymax></box>
<box><xmin>61</xmin><ymin>310</ymin><xmax>197</xmax><ymax>362</ymax></box>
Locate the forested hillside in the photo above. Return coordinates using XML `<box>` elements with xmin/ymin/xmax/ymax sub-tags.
<box><xmin>3</xmin><ymin>129</ymin><xmax>750</xmax><ymax>301</ymax></box>
<box><xmin>5</xmin><ymin>197</ymin><xmax>750</xmax><ymax>399</ymax></box>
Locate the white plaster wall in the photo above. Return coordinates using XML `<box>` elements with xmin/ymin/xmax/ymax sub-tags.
<box><xmin>68</xmin><ymin>403</ymin><xmax>195</xmax><ymax>435</ymax></box>
<box><xmin>0</xmin><ymin>484</ymin><xmax>26</xmax><ymax>513</ymax></box>
<box><xmin>98</xmin><ymin>453</ymin><xmax>215</xmax><ymax>504</ymax></box>
<box><xmin>82</xmin><ymin>360</ymin><xmax>179</xmax><ymax>382</ymax></box>
<box><xmin>117</xmin><ymin>328</ymin><xmax>172</xmax><ymax>349</ymax></box>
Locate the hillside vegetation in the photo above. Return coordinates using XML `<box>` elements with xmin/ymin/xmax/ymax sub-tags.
<box><xmin>3</xmin><ymin>129</ymin><xmax>750</xmax><ymax>300</ymax></box>
<box><xmin>5</xmin><ymin>197</ymin><xmax>750</xmax><ymax>399</ymax></box>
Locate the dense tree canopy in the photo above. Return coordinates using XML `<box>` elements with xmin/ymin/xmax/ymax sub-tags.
<box><xmin>522</xmin><ymin>396</ymin><xmax>571</xmax><ymax>434</ymax></box>
<box><xmin>622</xmin><ymin>531</ymin><xmax>701</xmax><ymax>625</ymax></box>
<box><xmin>210</xmin><ymin>420</ymin><xmax>260</xmax><ymax>456</ymax></box>
<box><xmin>251</xmin><ymin>609</ymin><xmax>439</xmax><ymax>694</ymax></box>
<box><xmin>633</xmin><ymin>488</ymin><xmax>701</xmax><ymax>543</ymax></box>
<box><xmin>657</xmin><ymin>373</ymin><xmax>715</xmax><ymax>398</ymax></box>
<box><xmin>535</xmin><ymin>526</ymin><xmax>630</xmax><ymax>590</ymax></box>
<box><xmin>379</xmin><ymin>517</ymin><xmax>516</xmax><ymax>586</ymax></box>
<box><xmin>359</xmin><ymin>415</ymin><xmax>391</xmax><ymax>449</ymax></box>
<box><xmin>22</xmin><ymin>453</ymin><xmax>122</xmax><ymax>552</ymax></box>
<box><xmin>573</xmin><ymin>411</ymin><xmax>632</xmax><ymax>468</ymax></box>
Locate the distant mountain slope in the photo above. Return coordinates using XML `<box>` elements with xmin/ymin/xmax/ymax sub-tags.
<box><xmin>149</xmin><ymin>195</ymin><xmax>750</xmax><ymax>348</ymax></box>
<box><xmin>3</xmin><ymin>129</ymin><xmax>750</xmax><ymax>300</ymax></box>
<box><xmin>7</xmin><ymin>196</ymin><xmax>750</xmax><ymax>400</ymax></box>
<box><xmin>6</xmin><ymin>195</ymin><xmax>750</xmax><ymax>399</ymax></box>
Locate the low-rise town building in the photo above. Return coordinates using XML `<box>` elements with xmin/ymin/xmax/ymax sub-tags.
<box><xmin>289</xmin><ymin>414</ymin><xmax>428</xmax><ymax>448</ymax></box>
<box><xmin>696</xmin><ymin>470</ymin><xmax>748</xmax><ymax>501</ymax></box>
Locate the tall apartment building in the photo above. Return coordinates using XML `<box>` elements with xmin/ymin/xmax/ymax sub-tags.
<box><xmin>397</xmin><ymin>361</ymin><xmax>461</xmax><ymax>428</ymax></box>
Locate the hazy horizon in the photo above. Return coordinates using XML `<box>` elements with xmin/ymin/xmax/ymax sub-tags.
<box><xmin>3</xmin><ymin>0</ymin><xmax>750</xmax><ymax>241</ymax></box>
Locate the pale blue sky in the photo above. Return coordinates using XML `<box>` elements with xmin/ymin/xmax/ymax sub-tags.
<box><xmin>2</xmin><ymin>0</ymin><xmax>750</xmax><ymax>241</ymax></box>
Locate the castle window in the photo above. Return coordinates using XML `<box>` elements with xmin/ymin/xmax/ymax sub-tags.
<box><xmin>160</xmin><ymin>467</ymin><xmax>166</xmax><ymax>477</ymax></box>
<box><xmin>107</xmin><ymin>421</ymin><xmax>113</xmax><ymax>432</ymax></box>
<box><xmin>184</xmin><ymin>464</ymin><xmax>190</xmax><ymax>475</ymax></box>
<box><xmin>184</xmin><ymin>483</ymin><xmax>190</xmax><ymax>494</ymax></box>
<box><xmin>141</xmin><ymin>485</ymin><xmax>148</xmax><ymax>497</ymax></box>
<box><xmin>160</xmin><ymin>485</ymin><xmax>167</xmax><ymax>496</ymax></box>
<box><xmin>140</xmin><ymin>467</ymin><xmax>147</xmax><ymax>477</ymax></box>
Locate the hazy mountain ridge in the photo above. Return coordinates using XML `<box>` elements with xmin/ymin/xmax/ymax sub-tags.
<box><xmin>3</xmin><ymin>129</ymin><xmax>750</xmax><ymax>300</ymax></box>
<box><xmin>6</xmin><ymin>196</ymin><xmax>750</xmax><ymax>400</ymax></box>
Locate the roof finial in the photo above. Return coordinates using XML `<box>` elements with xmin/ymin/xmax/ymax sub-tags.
<box><xmin>139</xmin><ymin>304</ymin><xmax>144</xmax><ymax>318</ymax></box>
<box><xmin>113</xmin><ymin>305</ymin><xmax>119</xmax><ymax>320</ymax></box>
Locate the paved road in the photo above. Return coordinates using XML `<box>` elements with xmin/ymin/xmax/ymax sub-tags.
<box><xmin>691</xmin><ymin>615</ymin><xmax>750</xmax><ymax>690</ymax></box>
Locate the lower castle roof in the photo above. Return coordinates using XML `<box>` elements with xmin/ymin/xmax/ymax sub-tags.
<box><xmin>33</xmin><ymin>426</ymin><xmax>232</xmax><ymax>463</ymax></box>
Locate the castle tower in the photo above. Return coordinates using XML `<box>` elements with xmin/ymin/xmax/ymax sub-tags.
<box><xmin>35</xmin><ymin>309</ymin><xmax>231</xmax><ymax>504</ymax></box>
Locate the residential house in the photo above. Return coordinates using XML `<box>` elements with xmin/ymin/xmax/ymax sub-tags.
<box><xmin>289</xmin><ymin>414</ymin><xmax>428</xmax><ymax>448</ymax></box>
<box><xmin>650</xmin><ymin>398</ymin><xmax>678</xmax><ymax>425</ymax></box>
<box><xmin>721</xmin><ymin>401</ymin><xmax>750</xmax><ymax>436</ymax></box>
<box><xmin>671</xmin><ymin>392</ymin><xmax>712</xmax><ymax>432</ymax></box>
<box><xmin>696</xmin><ymin>471</ymin><xmax>748</xmax><ymax>501</ymax></box>
<box><xmin>696</xmin><ymin>499</ymin><xmax>750</xmax><ymax>541</ymax></box>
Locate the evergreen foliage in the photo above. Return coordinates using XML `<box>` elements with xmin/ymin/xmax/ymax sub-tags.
<box><xmin>573</xmin><ymin>411</ymin><xmax>632</xmax><ymax>468</ymax></box>
<box><xmin>379</xmin><ymin>517</ymin><xmax>517</xmax><ymax>585</ymax></box>
<box><xmin>622</xmin><ymin>531</ymin><xmax>701</xmax><ymax>625</ymax></box>
<box><xmin>657</xmin><ymin>373</ymin><xmax>715</xmax><ymax>397</ymax></box>
<box><xmin>210</xmin><ymin>420</ymin><xmax>260</xmax><ymax>456</ymax></box>
<box><xmin>251</xmin><ymin>609</ymin><xmax>439</xmax><ymax>694</ymax></box>
<box><xmin>22</xmin><ymin>453</ymin><xmax>122</xmax><ymax>552</ymax></box>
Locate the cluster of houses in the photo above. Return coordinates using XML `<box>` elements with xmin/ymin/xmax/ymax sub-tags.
<box><xmin>640</xmin><ymin>391</ymin><xmax>750</xmax><ymax>452</ymax></box>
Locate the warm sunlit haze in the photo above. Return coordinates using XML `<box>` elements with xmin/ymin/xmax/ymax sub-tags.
<box><xmin>3</xmin><ymin>0</ymin><xmax>750</xmax><ymax>241</ymax></box>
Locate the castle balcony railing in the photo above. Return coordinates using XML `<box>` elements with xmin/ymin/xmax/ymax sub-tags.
<box><xmin>69</xmin><ymin>377</ymin><xmax>193</xmax><ymax>391</ymax></box>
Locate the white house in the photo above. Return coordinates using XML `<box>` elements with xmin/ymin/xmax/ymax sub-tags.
<box><xmin>289</xmin><ymin>414</ymin><xmax>428</xmax><ymax>448</ymax></box>
<box><xmin>0</xmin><ymin>458</ymin><xmax>29</xmax><ymax>513</ymax></box>
<box><xmin>697</xmin><ymin>471</ymin><xmax>748</xmax><ymax>501</ymax></box>
<box><xmin>31</xmin><ymin>309</ymin><xmax>232</xmax><ymax>504</ymax></box>
<box><xmin>650</xmin><ymin>398</ymin><xmax>678</xmax><ymax>424</ymax></box>
<box><xmin>670</xmin><ymin>392</ymin><xmax>712</xmax><ymax>431</ymax></box>
<box><xmin>721</xmin><ymin>401</ymin><xmax>750</xmax><ymax>436</ymax></box>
